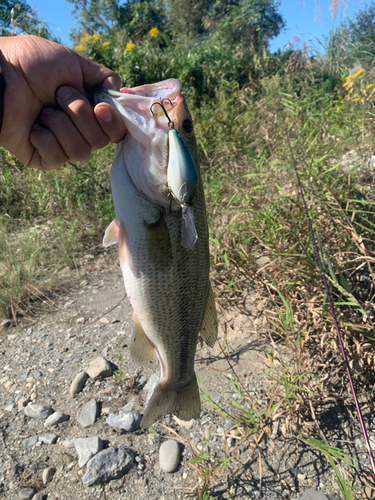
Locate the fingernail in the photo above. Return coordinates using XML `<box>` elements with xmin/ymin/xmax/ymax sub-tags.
<box><xmin>41</xmin><ymin>108</ymin><xmax>54</xmax><ymax>117</ymax></box>
<box><xmin>32</xmin><ymin>123</ymin><xmax>42</xmax><ymax>131</ymax></box>
<box><xmin>56</xmin><ymin>86</ymin><xmax>72</xmax><ymax>100</ymax></box>
<box><xmin>97</xmin><ymin>105</ymin><xmax>112</xmax><ymax>123</ymax></box>
<box><xmin>102</xmin><ymin>75</ymin><xmax>120</xmax><ymax>91</ymax></box>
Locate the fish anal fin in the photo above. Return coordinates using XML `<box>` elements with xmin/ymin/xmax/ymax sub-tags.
<box><xmin>130</xmin><ymin>315</ymin><xmax>156</xmax><ymax>366</ymax></box>
<box><xmin>140</xmin><ymin>376</ymin><xmax>200</xmax><ymax>428</ymax></box>
<box><xmin>199</xmin><ymin>283</ymin><xmax>218</xmax><ymax>348</ymax></box>
<box><xmin>103</xmin><ymin>219</ymin><xmax>120</xmax><ymax>247</ymax></box>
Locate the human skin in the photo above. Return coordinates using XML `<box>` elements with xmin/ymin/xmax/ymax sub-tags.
<box><xmin>0</xmin><ymin>35</ymin><xmax>127</xmax><ymax>170</ymax></box>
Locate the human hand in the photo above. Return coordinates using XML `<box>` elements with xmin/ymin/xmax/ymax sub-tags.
<box><xmin>0</xmin><ymin>35</ymin><xmax>127</xmax><ymax>170</ymax></box>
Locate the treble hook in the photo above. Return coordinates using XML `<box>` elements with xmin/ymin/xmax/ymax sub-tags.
<box><xmin>150</xmin><ymin>98</ymin><xmax>174</xmax><ymax>129</ymax></box>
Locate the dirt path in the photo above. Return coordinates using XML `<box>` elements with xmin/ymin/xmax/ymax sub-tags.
<box><xmin>0</xmin><ymin>244</ymin><xmax>365</xmax><ymax>500</ymax></box>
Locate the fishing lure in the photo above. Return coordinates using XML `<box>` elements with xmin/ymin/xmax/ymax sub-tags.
<box><xmin>151</xmin><ymin>99</ymin><xmax>199</xmax><ymax>249</ymax></box>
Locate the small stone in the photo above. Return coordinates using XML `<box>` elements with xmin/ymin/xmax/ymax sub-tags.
<box><xmin>17</xmin><ymin>396</ymin><xmax>29</xmax><ymax>410</ymax></box>
<box><xmin>39</xmin><ymin>433</ymin><xmax>58</xmax><ymax>444</ymax></box>
<box><xmin>82</xmin><ymin>446</ymin><xmax>134</xmax><ymax>486</ymax></box>
<box><xmin>173</xmin><ymin>416</ymin><xmax>195</xmax><ymax>430</ymax></box>
<box><xmin>69</xmin><ymin>371</ymin><xmax>89</xmax><ymax>397</ymax></box>
<box><xmin>75</xmin><ymin>436</ymin><xmax>103</xmax><ymax>467</ymax></box>
<box><xmin>7</xmin><ymin>334</ymin><xmax>18</xmax><ymax>341</ymax></box>
<box><xmin>121</xmin><ymin>396</ymin><xmax>142</xmax><ymax>413</ymax></box>
<box><xmin>44</xmin><ymin>411</ymin><xmax>69</xmax><ymax>428</ymax></box>
<box><xmin>87</xmin><ymin>357</ymin><xmax>112</xmax><ymax>379</ymax></box>
<box><xmin>299</xmin><ymin>491</ymin><xmax>330</xmax><ymax>500</ymax></box>
<box><xmin>142</xmin><ymin>372</ymin><xmax>159</xmax><ymax>406</ymax></box>
<box><xmin>42</xmin><ymin>466</ymin><xmax>56</xmax><ymax>485</ymax></box>
<box><xmin>22</xmin><ymin>436</ymin><xmax>38</xmax><ymax>449</ymax></box>
<box><xmin>106</xmin><ymin>412</ymin><xmax>142</xmax><ymax>432</ymax></box>
<box><xmin>110</xmin><ymin>319</ymin><xmax>120</xmax><ymax>324</ymax></box>
<box><xmin>24</xmin><ymin>402</ymin><xmax>53</xmax><ymax>419</ymax></box>
<box><xmin>76</xmin><ymin>317</ymin><xmax>85</xmax><ymax>324</ymax></box>
<box><xmin>99</xmin><ymin>317</ymin><xmax>109</xmax><ymax>324</ymax></box>
<box><xmin>32</xmin><ymin>370</ymin><xmax>42</xmax><ymax>379</ymax></box>
<box><xmin>77</xmin><ymin>399</ymin><xmax>99</xmax><ymax>427</ymax></box>
<box><xmin>61</xmin><ymin>438</ymin><xmax>76</xmax><ymax>448</ymax></box>
<box><xmin>159</xmin><ymin>439</ymin><xmax>180</xmax><ymax>473</ymax></box>
<box><xmin>30</xmin><ymin>392</ymin><xmax>37</xmax><ymax>401</ymax></box>
<box><xmin>18</xmin><ymin>489</ymin><xmax>35</xmax><ymax>500</ymax></box>
<box><xmin>4</xmin><ymin>404</ymin><xmax>14</xmax><ymax>412</ymax></box>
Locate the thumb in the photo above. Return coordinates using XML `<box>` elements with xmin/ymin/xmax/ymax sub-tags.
<box><xmin>75</xmin><ymin>50</ymin><xmax>121</xmax><ymax>92</ymax></box>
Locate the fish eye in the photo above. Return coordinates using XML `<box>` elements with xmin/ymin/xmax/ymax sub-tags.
<box><xmin>182</xmin><ymin>119</ymin><xmax>194</xmax><ymax>134</ymax></box>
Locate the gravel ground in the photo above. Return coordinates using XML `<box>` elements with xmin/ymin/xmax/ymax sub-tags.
<box><xmin>0</xmin><ymin>245</ymin><xmax>371</xmax><ymax>499</ymax></box>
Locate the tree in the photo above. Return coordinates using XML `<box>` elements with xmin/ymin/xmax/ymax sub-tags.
<box><xmin>338</xmin><ymin>2</ymin><xmax>375</xmax><ymax>65</ymax></box>
<box><xmin>0</xmin><ymin>0</ymin><xmax>58</xmax><ymax>39</ymax></box>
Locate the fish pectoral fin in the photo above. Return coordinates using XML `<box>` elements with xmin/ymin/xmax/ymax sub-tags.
<box><xmin>140</xmin><ymin>376</ymin><xmax>200</xmax><ymax>428</ymax></box>
<box><xmin>130</xmin><ymin>315</ymin><xmax>156</xmax><ymax>366</ymax></box>
<box><xmin>103</xmin><ymin>219</ymin><xmax>120</xmax><ymax>247</ymax></box>
<box><xmin>199</xmin><ymin>283</ymin><xmax>218</xmax><ymax>348</ymax></box>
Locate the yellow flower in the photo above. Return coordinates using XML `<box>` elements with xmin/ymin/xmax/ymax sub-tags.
<box><xmin>126</xmin><ymin>42</ymin><xmax>135</xmax><ymax>52</ymax></box>
<box><xmin>367</xmin><ymin>84</ymin><xmax>373</xmax><ymax>89</ymax></box>
<box><xmin>102</xmin><ymin>41</ymin><xmax>110</xmax><ymax>47</ymax></box>
<box><xmin>76</xmin><ymin>45</ymin><xmax>85</xmax><ymax>52</ymax></box>
<box><xmin>353</xmin><ymin>97</ymin><xmax>361</xmax><ymax>102</ymax></box>
<box><xmin>336</xmin><ymin>107</ymin><xmax>342</xmax><ymax>113</ymax></box>
<box><xmin>92</xmin><ymin>33</ymin><xmax>100</xmax><ymax>41</ymax></box>
<box><xmin>354</xmin><ymin>68</ymin><xmax>364</xmax><ymax>77</ymax></box>
<box><xmin>80</xmin><ymin>33</ymin><xmax>90</xmax><ymax>46</ymax></box>
<box><xmin>149</xmin><ymin>27</ymin><xmax>159</xmax><ymax>37</ymax></box>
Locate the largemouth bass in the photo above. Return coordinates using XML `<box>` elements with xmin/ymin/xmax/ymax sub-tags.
<box><xmin>94</xmin><ymin>79</ymin><xmax>217</xmax><ymax>428</ymax></box>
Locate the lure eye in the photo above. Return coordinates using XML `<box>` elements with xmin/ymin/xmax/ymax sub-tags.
<box><xmin>182</xmin><ymin>119</ymin><xmax>194</xmax><ymax>134</ymax></box>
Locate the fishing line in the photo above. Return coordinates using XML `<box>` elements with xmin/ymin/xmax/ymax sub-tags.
<box><xmin>278</xmin><ymin>103</ymin><xmax>375</xmax><ymax>479</ymax></box>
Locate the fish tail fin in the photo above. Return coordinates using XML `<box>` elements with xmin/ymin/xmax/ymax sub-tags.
<box><xmin>140</xmin><ymin>376</ymin><xmax>201</xmax><ymax>428</ymax></box>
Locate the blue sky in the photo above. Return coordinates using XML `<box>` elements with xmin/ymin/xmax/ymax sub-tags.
<box><xmin>31</xmin><ymin>0</ymin><xmax>367</xmax><ymax>50</ymax></box>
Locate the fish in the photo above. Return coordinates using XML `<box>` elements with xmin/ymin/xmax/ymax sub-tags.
<box><xmin>93</xmin><ymin>79</ymin><xmax>218</xmax><ymax>428</ymax></box>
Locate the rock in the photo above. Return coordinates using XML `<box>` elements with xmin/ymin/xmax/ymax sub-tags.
<box><xmin>39</xmin><ymin>433</ymin><xmax>58</xmax><ymax>444</ymax></box>
<box><xmin>42</xmin><ymin>466</ymin><xmax>56</xmax><ymax>485</ymax></box>
<box><xmin>76</xmin><ymin>317</ymin><xmax>85</xmax><ymax>324</ymax></box>
<box><xmin>22</xmin><ymin>436</ymin><xmax>38</xmax><ymax>449</ymax></box>
<box><xmin>17</xmin><ymin>396</ymin><xmax>29</xmax><ymax>410</ymax></box>
<box><xmin>159</xmin><ymin>439</ymin><xmax>180</xmax><ymax>473</ymax></box>
<box><xmin>18</xmin><ymin>489</ymin><xmax>35</xmax><ymax>500</ymax></box>
<box><xmin>69</xmin><ymin>371</ymin><xmax>88</xmax><ymax>397</ymax></box>
<box><xmin>142</xmin><ymin>372</ymin><xmax>159</xmax><ymax>406</ymax></box>
<box><xmin>82</xmin><ymin>445</ymin><xmax>134</xmax><ymax>486</ymax></box>
<box><xmin>99</xmin><ymin>317</ymin><xmax>109</xmax><ymax>324</ymax></box>
<box><xmin>61</xmin><ymin>438</ymin><xmax>76</xmax><ymax>448</ymax></box>
<box><xmin>75</xmin><ymin>436</ymin><xmax>103</xmax><ymax>467</ymax></box>
<box><xmin>121</xmin><ymin>396</ymin><xmax>142</xmax><ymax>413</ymax></box>
<box><xmin>173</xmin><ymin>416</ymin><xmax>195</xmax><ymax>430</ymax></box>
<box><xmin>8</xmin><ymin>334</ymin><xmax>18</xmax><ymax>341</ymax></box>
<box><xmin>77</xmin><ymin>399</ymin><xmax>99</xmax><ymax>427</ymax></box>
<box><xmin>87</xmin><ymin>357</ymin><xmax>112</xmax><ymax>379</ymax></box>
<box><xmin>32</xmin><ymin>370</ymin><xmax>42</xmax><ymax>379</ymax></box>
<box><xmin>106</xmin><ymin>411</ymin><xmax>142</xmax><ymax>432</ymax></box>
<box><xmin>33</xmin><ymin>493</ymin><xmax>48</xmax><ymax>500</ymax></box>
<box><xmin>44</xmin><ymin>411</ymin><xmax>69</xmax><ymax>428</ymax></box>
<box><xmin>24</xmin><ymin>402</ymin><xmax>53</xmax><ymax>419</ymax></box>
<box><xmin>299</xmin><ymin>491</ymin><xmax>331</xmax><ymax>500</ymax></box>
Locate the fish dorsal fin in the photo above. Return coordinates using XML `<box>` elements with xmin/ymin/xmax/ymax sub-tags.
<box><xmin>199</xmin><ymin>283</ymin><xmax>218</xmax><ymax>348</ymax></box>
<box><xmin>103</xmin><ymin>219</ymin><xmax>120</xmax><ymax>247</ymax></box>
<box><xmin>130</xmin><ymin>314</ymin><xmax>156</xmax><ymax>366</ymax></box>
